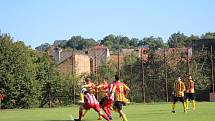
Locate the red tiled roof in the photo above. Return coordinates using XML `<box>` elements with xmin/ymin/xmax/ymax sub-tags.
<box><xmin>60</xmin><ymin>51</ymin><xmax>73</xmax><ymax>63</ymax></box>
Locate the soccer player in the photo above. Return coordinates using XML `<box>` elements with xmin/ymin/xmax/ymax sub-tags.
<box><xmin>172</xmin><ymin>77</ymin><xmax>186</xmax><ymax>113</ymax></box>
<box><xmin>97</xmin><ymin>78</ymin><xmax>109</xmax><ymax>106</ymax></box>
<box><xmin>185</xmin><ymin>75</ymin><xmax>196</xmax><ymax>111</ymax></box>
<box><xmin>0</xmin><ymin>90</ymin><xmax>5</xmax><ymax>109</ymax></box>
<box><xmin>99</xmin><ymin>79</ymin><xmax>115</xmax><ymax>120</ymax></box>
<box><xmin>110</xmin><ymin>75</ymin><xmax>130</xmax><ymax>121</ymax></box>
<box><xmin>82</xmin><ymin>78</ymin><xmax>97</xmax><ymax>96</ymax></box>
<box><xmin>74</xmin><ymin>88</ymin><xmax>110</xmax><ymax>121</ymax></box>
<box><xmin>79</xmin><ymin>80</ymin><xmax>86</xmax><ymax>103</ymax></box>
<box><xmin>79</xmin><ymin>78</ymin><xmax>99</xmax><ymax>119</ymax></box>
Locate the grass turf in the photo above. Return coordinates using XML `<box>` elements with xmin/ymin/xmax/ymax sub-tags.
<box><xmin>0</xmin><ymin>102</ymin><xmax>214</xmax><ymax>121</ymax></box>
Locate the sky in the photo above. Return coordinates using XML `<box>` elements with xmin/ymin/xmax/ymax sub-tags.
<box><xmin>0</xmin><ymin>0</ymin><xmax>215</xmax><ymax>48</ymax></box>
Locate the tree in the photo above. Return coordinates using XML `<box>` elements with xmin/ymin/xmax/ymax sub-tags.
<box><xmin>0</xmin><ymin>33</ymin><xmax>68</xmax><ymax>108</ymax></box>
<box><xmin>129</xmin><ymin>38</ymin><xmax>139</xmax><ymax>48</ymax></box>
<box><xmin>168</xmin><ymin>32</ymin><xmax>189</xmax><ymax>48</ymax></box>
<box><xmin>98</xmin><ymin>60</ymin><xmax>117</xmax><ymax>82</ymax></box>
<box><xmin>121</xmin><ymin>51</ymin><xmax>139</xmax><ymax>101</ymax></box>
<box><xmin>0</xmin><ymin>34</ymin><xmax>39</xmax><ymax>108</ymax></box>
<box><xmin>100</xmin><ymin>34</ymin><xmax>118</xmax><ymax>52</ymax></box>
<box><xmin>35</xmin><ymin>43</ymin><xmax>51</xmax><ymax>51</ymax></box>
<box><xmin>100</xmin><ymin>34</ymin><xmax>140</xmax><ymax>52</ymax></box>
<box><xmin>138</xmin><ymin>36</ymin><xmax>166</xmax><ymax>51</ymax></box>
<box><xmin>201</xmin><ymin>32</ymin><xmax>215</xmax><ymax>39</ymax></box>
<box><xmin>187</xmin><ymin>34</ymin><xmax>200</xmax><ymax>46</ymax></box>
<box><xmin>53</xmin><ymin>40</ymin><xmax>67</xmax><ymax>48</ymax></box>
<box><xmin>65</xmin><ymin>36</ymin><xmax>97</xmax><ymax>50</ymax></box>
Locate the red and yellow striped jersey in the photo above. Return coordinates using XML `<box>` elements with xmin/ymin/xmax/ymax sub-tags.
<box><xmin>173</xmin><ymin>81</ymin><xmax>185</xmax><ymax>97</ymax></box>
<box><xmin>97</xmin><ymin>81</ymin><xmax>109</xmax><ymax>98</ymax></box>
<box><xmin>186</xmin><ymin>80</ymin><xmax>195</xmax><ymax>93</ymax></box>
<box><xmin>82</xmin><ymin>82</ymin><xmax>96</xmax><ymax>95</ymax></box>
<box><xmin>112</xmin><ymin>81</ymin><xmax>130</xmax><ymax>102</ymax></box>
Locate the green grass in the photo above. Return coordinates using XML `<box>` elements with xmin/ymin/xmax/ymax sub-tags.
<box><xmin>0</xmin><ymin>102</ymin><xmax>214</xmax><ymax>121</ymax></box>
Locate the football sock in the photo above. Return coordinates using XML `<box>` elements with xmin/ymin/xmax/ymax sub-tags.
<box><xmin>102</xmin><ymin>114</ymin><xmax>110</xmax><ymax>121</ymax></box>
<box><xmin>103</xmin><ymin>107</ymin><xmax>111</xmax><ymax>116</ymax></box>
<box><xmin>107</xmin><ymin>108</ymin><xmax>111</xmax><ymax>116</ymax></box>
<box><xmin>183</xmin><ymin>102</ymin><xmax>187</xmax><ymax>112</ymax></box>
<box><xmin>186</xmin><ymin>100</ymin><xmax>189</xmax><ymax>110</ymax></box>
<box><xmin>192</xmin><ymin>100</ymin><xmax>196</xmax><ymax>110</ymax></box>
<box><xmin>172</xmin><ymin>103</ymin><xmax>176</xmax><ymax>111</ymax></box>
<box><xmin>122</xmin><ymin>114</ymin><xmax>128</xmax><ymax>121</ymax></box>
<box><xmin>79</xmin><ymin>110</ymin><xmax>83</xmax><ymax>120</ymax></box>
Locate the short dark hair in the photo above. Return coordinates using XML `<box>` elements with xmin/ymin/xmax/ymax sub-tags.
<box><xmin>85</xmin><ymin>78</ymin><xmax>90</xmax><ymax>82</ymax></box>
<box><xmin>104</xmin><ymin>76</ymin><xmax>108</xmax><ymax>80</ymax></box>
<box><xmin>115</xmin><ymin>75</ymin><xmax>119</xmax><ymax>80</ymax></box>
<box><xmin>84</xmin><ymin>91</ymin><xmax>89</xmax><ymax>95</ymax></box>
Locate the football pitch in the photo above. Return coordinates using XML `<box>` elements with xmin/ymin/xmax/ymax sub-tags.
<box><xmin>0</xmin><ymin>102</ymin><xmax>214</xmax><ymax>121</ymax></box>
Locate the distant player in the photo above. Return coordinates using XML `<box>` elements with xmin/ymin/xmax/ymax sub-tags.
<box><xmin>172</xmin><ymin>77</ymin><xmax>186</xmax><ymax>113</ymax></box>
<box><xmin>185</xmin><ymin>75</ymin><xmax>196</xmax><ymax>111</ymax></box>
<box><xmin>0</xmin><ymin>90</ymin><xmax>5</xmax><ymax>109</ymax></box>
<box><xmin>111</xmin><ymin>75</ymin><xmax>130</xmax><ymax>121</ymax></box>
<box><xmin>74</xmin><ymin>88</ymin><xmax>110</xmax><ymax>121</ymax></box>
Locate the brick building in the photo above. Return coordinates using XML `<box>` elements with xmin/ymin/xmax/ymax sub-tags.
<box><xmin>48</xmin><ymin>46</ymin><xmax>91</xmax><ymax>75</ymax></box>
<box><xmin>109</xmin><ymin>48</ymin><xmax>148</xmax><ymax>64</ymax></box>
<box><xmin>86</xmin><ymin>44</ymin><xmax>110</xmax><ymax>74</ymax></box>
<box><xmin>58</xmin><ymin>54</ymin><xmax>91</xmax><ymax>75</ymax></box>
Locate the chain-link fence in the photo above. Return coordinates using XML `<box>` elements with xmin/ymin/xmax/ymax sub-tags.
<box><xmin>87</xmin><ymin>45</ymin><xmax>215</xmax><ymax>103</ymax></box>
<box><xmin>49</xmin><ymin>44</ymin><xmax>215</xmax><ymax>107</ymax></box>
